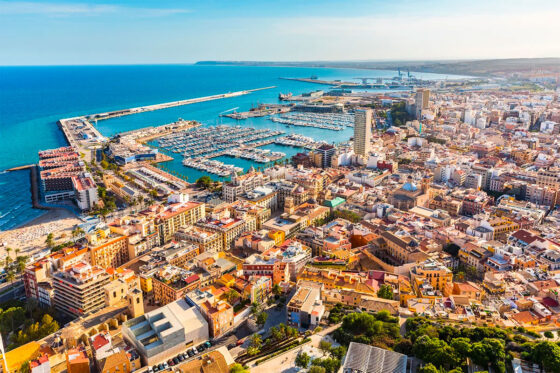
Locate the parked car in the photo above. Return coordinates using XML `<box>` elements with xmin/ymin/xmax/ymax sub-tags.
<box><xmin>187</xmin><ymin>349</ymin><xmax>194</xmax><ymax>357</ymax></box>
<box><xmin>205</xmin><ymin>341</ymin><xmax>212</xmax><ymax>348</ymax></box>
<box><xmin>192</xmin><ymin>347</ymin><xmax>198</xmax><ymax>354</ymax></box>
<box><xmin>148</xmin><ymin>367</ymin><xmax>154</xmax><ymax>373</ymax></box>
<box><xmin>172</xmin><ymin>357</ymin><xmax>179</xmax><ymax>364</ymax></box>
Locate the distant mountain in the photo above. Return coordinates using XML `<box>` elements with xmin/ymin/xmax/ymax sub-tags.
<box><xmin>196</xmin><ymin>58</ymin><xmax>560</xmax><ymax>77</ymax></box>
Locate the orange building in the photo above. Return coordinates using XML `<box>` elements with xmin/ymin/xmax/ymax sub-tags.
<box><xmin>66</xmin><ymin>347</ymin><xmax>90</xmax><ymax>373</ymax></box>
<box><xmin>200</xmin><ymin>300</ymin><xmax>234</xmax><ymax>338</ymax></box>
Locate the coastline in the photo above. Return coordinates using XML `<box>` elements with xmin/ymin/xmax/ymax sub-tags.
<box><xmin>0</xmin><ymin>207</ymin><xmax>81</xmax><ymax>257</ymax></box>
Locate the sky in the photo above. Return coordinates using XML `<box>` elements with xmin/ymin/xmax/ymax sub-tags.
<box><xmin>1</xmin><ymin>0</ymin><xmax>560</xmax><ymax>65</ymax></box>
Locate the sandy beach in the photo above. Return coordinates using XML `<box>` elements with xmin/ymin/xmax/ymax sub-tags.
<box><xmin>0</xmin><ymin>208</ymin><xmax>82</xmax><ymax>258</ymax></box>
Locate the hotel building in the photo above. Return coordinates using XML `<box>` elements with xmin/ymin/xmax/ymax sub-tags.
<box><xmin>52</xmin><ymin>262</ymin><xmax>111</xmax><ymax>317</ymax></box>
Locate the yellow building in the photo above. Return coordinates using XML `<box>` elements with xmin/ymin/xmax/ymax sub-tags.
<box><xmin>410</xmin><ymin>258</ymin><xmax>453</xmax><ymax>295</ymax></box>
<box><xmin>175</xmin><ymin>225</ymin><xmax>222</xmax><ymax>253</ymax></box>
<box><xmin>87</xmin><ymin>228</ymin><xmax>129</xmax><ymax>269</ymax></box>
<box><xmin>268</xmin><ymin>230</ymin><xmax>285</xmax><ymax>245</ymax></box>
<box><xmin>139</xmin><ymin>273</ymin><xmax>153</xmax><ymax>293</ymax></box>
<box><xmin>486</xmin><ymin>217</ymin><xmax>519</xmax><ymax>242</ymax></box>
<box><xmin>380</xmin><ymin>231</ymin><xmax>429</xmax><ymax>265</ymax></box>
<box><xmin>155</xmin><ymin>201</ymin><xmax>206</xmax><ymax>244</ymax></box>
<box><xmin>0</xmin><ymin>341</ymin><xmax>41</xmax><ymax>372</ymax></box>
<box><xmin>297</xmin><ymin>267</ymin><xmax>377</xmax><ymax>296</ymax></box>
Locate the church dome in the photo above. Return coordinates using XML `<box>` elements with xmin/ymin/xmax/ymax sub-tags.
<box><xmin>402</xmin><ymin>182</ymin><xmax>418</xmax><ymax>192</ymax></box>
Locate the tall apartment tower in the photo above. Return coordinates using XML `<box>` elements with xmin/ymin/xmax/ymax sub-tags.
<box><xmin>415</xmin><ymin>89</ymin><xmax>430</xmax><ymax>119</ymax></box>
<box><xmin>354</xmin><ymin>109</ymin><xmax>372</xmax><ymax>157</ymax></box>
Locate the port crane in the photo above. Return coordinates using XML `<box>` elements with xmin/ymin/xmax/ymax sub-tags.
<box><xmin>353</xmin><ymin>77</ymin><xmax>386</xmax><ymax>85</ymax></box>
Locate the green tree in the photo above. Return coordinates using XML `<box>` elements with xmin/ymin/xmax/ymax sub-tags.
<box><xmin>443</xmin><ymin>243</ymin><xmax>460</xmax><ymax>257</ymax></box>
<box><xmin>319</xmin><ymin>340</ymin><xmax>332</xmax><ymax>356</ymax></box>
<box><xmin>71</xmin><ymin>226</ymin><xmax>85</xmax><ymax>242</ymax></box>
<box><xmin>272</xmin><ymin>284</ymin><xmax>282</xmax><ymax>296</ymax></box>
<box><xmin>256</xmin><ymin>312</ymin><xmax>268</xmax><ymax>326</ymax></box>
<box><xmin>229</xmin><ymin>363</ymin><xmax>248</xmax><ymax>373</ymax></box>
<box><xmin>295</xmin><ymin>352</ymin><xmax>310</xmax><ymax>368</ymax></box>
<box><xmin>418</xmin><ymin>363</ymin><xmax>439</xmax><ymax>373</ymax></box>
<box><xmin>311</xmin><ymin>357</ymin><xmax>340</xmax><ymax>373</ymax></box>
<box><xmin>330</xmin><ymin>345</ymin><xmax>347</xmax><ymax>360</ymax></box>
<box><xmin>412</xmin><ymin>335</ymin><xmax>460</xmax><ymax>369</ymax></box>
<box><xmin>450</xmin><ymin>337</ymin><xmax>471</xmax><ymax>363</ymax></box>
<box><xmin>544</xmin><ymin>331</ymin><xmax>553</xmax><ymax>339</ymax></box>
<box><xmin>45</xmin><ymin>233</ymin><xmax>54</xmax><ymax>248</ymax></box>
<box><xmin>270</xmin><ymin>326</ymin><xmax>283</xmax><ymax>341</ymax></box>
<box><xmin>469</xmin><ymin>338</ymin><xmax>505</xmax><ymax>371</ymax></box>
<box><xmin>225</xmin><ymin>289</ymin><xmax>240</xmax><ymax>305</ymax></box>
<box><xmin>15</xmin><ymin>256</ymin><xmax>27</xmax><ymax>274</ymax></box>
<box><xmin>308</xmin><ymin>367</ymin><xmax>326</xmax><ymax>373</ymax></box>
<box><xmin>377</xmin><ymin>284</ymin><xmax>394</xmax><ymax>300</ymax></box>
<box><xmin>530</xmin><ymin>341</ymin><xmax>560</xmax><ymax>372</ymax></box>
<box><xmin>5</xmin><ymin>270</ymin><xmax>16</xmax><ymax>298</ymax></box>
<box><xmin>196</xmin><ymin>176</ymin><xmax>212</xmax><ymax>189</ymax></box>
<box><xmin>19</xmin><ymin>361</ymin><xmax>30</xmax><ymax>373</ymax></box>
<box><xmin>251</xmin><ymin>302</ymin><xmax>261</xmax><ymax>315</ymax></box>
<box><xmin>249</xmin><ymin>333</ymin><xmax>262</xmax><ymax>350</ymax></box>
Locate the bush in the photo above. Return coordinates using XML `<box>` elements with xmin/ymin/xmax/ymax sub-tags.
<box><xmin>544</xmin><ymin>331</ymin><xmax>554</xmax><ymax>339</ymax></box>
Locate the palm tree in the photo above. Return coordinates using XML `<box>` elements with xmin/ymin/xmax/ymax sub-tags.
<box><xmin>5</xmin><ymin>247</ymin><xmax>11</xmax><ymax>259</ymax></box>
<box><xmin>5</xmin><ymin>270</ymin><xmax>15</xmax><ymax>298</ymax></box>
<box><xmin>45</xmin><ymin>233</ymin><xmax>54</xmax><ymax>248</ymax></box>
<box><xmin>16</xmin><ymin>256</ymin><xmax>27</xmax><ymax>274</ymax></box>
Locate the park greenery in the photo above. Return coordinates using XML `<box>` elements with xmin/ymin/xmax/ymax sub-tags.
<box><xmin>0</xmin><ymin>300</ymin><xmax>60</xmax><ymax>351</ymax></box>
<box><xmin>332</xmin><ymin>209</ymin><xmax>362</xmax><ymax>223</ymax></box>
<box><xmin>331</xmin><ymin>313</ymin><xmax>560</xmax><ymax>373</ymax></box>
<box><xmin>389</xmin><ymin>101</ymin><xmax>413</xmax><ymax>127</ymax></box>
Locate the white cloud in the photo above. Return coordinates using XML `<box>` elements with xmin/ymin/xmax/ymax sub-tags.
<box><xmin>0</xmin><ymin>1</ymin><xmax>190</xmax><ymax>17</ymax></box>
<box><xmin>264</xmin><ymin>11</ymin><xmax>560</xmax><ymax>60</ymax></box>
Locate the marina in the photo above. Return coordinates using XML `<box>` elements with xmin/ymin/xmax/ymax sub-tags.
<box><xmin>154</xmin><ymin>125</ymin><xmax>284</xmax><ymax>157</ymax></box>
<box><xmin>223</xmin><ymin>146</ymin><xmax>285</xmax><ymax>163</ymax></box>
<box><xmin>154</xmin><ymin>125</ymin><xmax>287</xmax><ymax>176</ymax></box>
<box><xmin>270</xmin><ymin>112</ymin><xmax>355</xmax><ymax>131</ymax></box>
<box><xmin>182</xmin><ymin>158</ymin><xmax>243</xmax><ymax>177</ymax></box>
<box><xmin>274</xmin><ymin>134</ymin><xmax>327</xmax><ymax>149</ymax></box>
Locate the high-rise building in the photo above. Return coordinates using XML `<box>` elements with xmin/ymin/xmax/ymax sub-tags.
<box><xmin>353</xmin><ymin>109</ymin><xmax>372</xmax><ymax>157</ymax></box>
<box><xmin>415</xmin><ymin>89</ymin><xmax>430</xmax><ymax>119</ymax></box>
<box><xmin>314</xmin><ymin>144</ymin><xmax>336</xmax><ymax>168</ymax></box>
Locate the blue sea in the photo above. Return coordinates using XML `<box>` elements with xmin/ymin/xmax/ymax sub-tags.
<box><xmin>0</xmin><ymin>64</ymin><xmax>463</xmax><ymax>231</ymax></box>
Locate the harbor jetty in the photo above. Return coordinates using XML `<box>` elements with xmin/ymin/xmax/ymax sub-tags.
<box><xmin>85</xmin><ymin>86</ymin><xmax>277</xmax><ymax>122</ymax></box>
